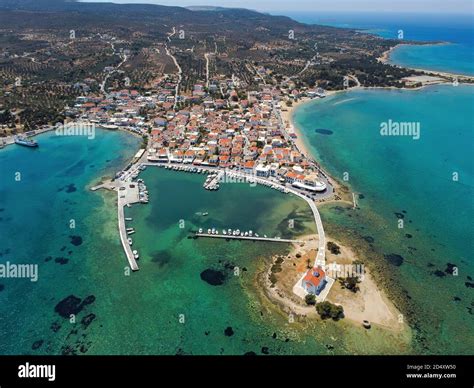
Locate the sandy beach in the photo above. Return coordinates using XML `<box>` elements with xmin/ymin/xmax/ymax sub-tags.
<box><xmin>280</xmin><ymin>92</ymin><xmax>354</xmax><ymax>204</ymax></box>
<box><xmin>282</xmin><ymin>74</ymin><xmax>473</xmax><ymax>161</ymax></box>
<box><xmin>378</xmin><ymin>42</ymin><xmax>448</xmax><ymax>64</ymax></box>
<box><xmin>280</xmin><ymin>90</ymin><xmax>350</xmax><ymax>160</ymax></box>
<box><xmin>279</xmin><ymin>97</ymin><xmax>313</xmax><ymax>159</ymax></box>
<box><xmin>377</xmin><ymin>43</ymin><xmax>405</xmax><ymax>64</ymax></box>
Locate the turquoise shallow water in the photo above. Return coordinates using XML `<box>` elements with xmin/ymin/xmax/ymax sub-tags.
<box><xmin>390</xmin><ymin>43</ymin><xmax>474</xmax><ymax>76</ymax></box>
<box><xmin>1</xmin><ymin>130</ymin><xmax>409</xmax><ymax>355</ymax></box>
<box><xmin>0</xmin><ymin>95</ymin><xmax>471</xmax><ymax>355</ymax></box>
<box><xmin>293</xmin><ymin>84</ymin><xmax>474</xmax><ymax>354</ymax></box>
<box><xmin>0</xmin><ymin>129</ymin><xmax>141</xmax><ymax>354</ymax></box>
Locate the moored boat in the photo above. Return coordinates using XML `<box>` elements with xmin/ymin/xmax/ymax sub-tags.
<box><xmin>14</xmin><ymin>135</ymin><xmax>38</xmax><ymax>148</ymax></box>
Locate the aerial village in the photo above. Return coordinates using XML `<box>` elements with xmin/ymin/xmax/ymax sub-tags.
<box><xmin>69</xmin><ymin>67</ymin><xmax>329</xmax><ymax>197</ymax></box>
<box><xmin>69</xmin><ymin>65</ymin><xmax>332</xmax><ymax>299</ymax></box>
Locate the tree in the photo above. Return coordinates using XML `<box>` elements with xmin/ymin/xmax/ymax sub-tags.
<box><xmin>327</xmin><ymin>241</ymin><xmax>341</xmax><ymax>255</ymax></box>
<box><xmin>316</xmin><ymin>301</ymin><xmax>344</xmax><ymax>321</ymax></box>
<box><xmin>339</xmin><ymin>276</ymin><xmax>360</xmax><ymax>293</ymax></box>
<box><xmin>305</xmin><ymin>294</ymin><xmax>316</xmax><ymax>306</ymax></box>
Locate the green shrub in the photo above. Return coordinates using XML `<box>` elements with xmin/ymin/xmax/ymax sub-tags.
<box><xmin>327</xmin><ymin>241</ymin><xmax>341</xmax><ymax>255</ymax></box>
<box><xmin>305</xmin><ymin>294</ymin><xmax>316</xmax><ymax>305</ymax></box>
<box><xmin>316</xmin><ymin>301</ymin><xmax>344</xmax><ymax>321</ymax></box>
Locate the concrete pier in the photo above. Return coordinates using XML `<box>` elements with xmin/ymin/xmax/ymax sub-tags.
<box><xmin>118</xmin><ymin>203</ymin><xmax>138</xmax><ymax>271</ymax></box>
<box><xmin>194</xmin><ymin>233</ymin><xmax>304</xmax><ymax>244</ymax></box>
<box><xmin>117</xmin><ymin>181</ymin><xmax>141</xmax><ymax>271</ymax></box>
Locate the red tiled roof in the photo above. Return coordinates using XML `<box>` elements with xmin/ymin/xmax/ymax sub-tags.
<box><xmin>304</xmin><ymin>267</ymin><xmax>325</xmax><ymax>287</ymax></box>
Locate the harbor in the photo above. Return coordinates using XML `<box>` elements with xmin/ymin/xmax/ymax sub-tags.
<box><xmin>90</xmin><ymin>152</ymin><xmax>330</xmax><ymax>275</ymax></box>
<box><xmin>0</xmin><ymin>127</ymin><xmax>51</xmax><ymax>148</ymax></box>
<box><xmin>147</xmin><ymin>161</ymin><xmax>332</xmax><ymax>200</ymax></box>
<box><xmin>148</xmin><ymin>161</ymin><xmax>333</xmax><ymax>301</ymax></box>
<box><xmin>129</xmin><ymin>161</ymin><xmax>334</xmax><ymax>301</ymax></box>
<box><xmin>111</xmin><ymin>159</ymin><xmax>329</xmax><ymax>276</ymax></box>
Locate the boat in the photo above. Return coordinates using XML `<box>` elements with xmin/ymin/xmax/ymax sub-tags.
<box><xmin>125</xmin><ymin>217</ymin><xmax>133</xmax><ymax>221</ymax></box>
<box><xmin>127</xmin><ymin>238</ymin><xmax>133</xmax><ymax>246</ymax></box>
<box><xmin>202</xmin><ymin>212</ymin><xmax>208</xmax><ymax>216</ymax></box>
<box><xmin>14</xmin><ymin>135</ymin><xmax>38</xmax><ymax>148</ymax></box>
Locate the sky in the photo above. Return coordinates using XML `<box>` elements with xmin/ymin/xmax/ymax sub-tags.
<box><xmin>80</xmin><ymin>0</ymin><xmax>474</xmax><ymax>14</ymax></box>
